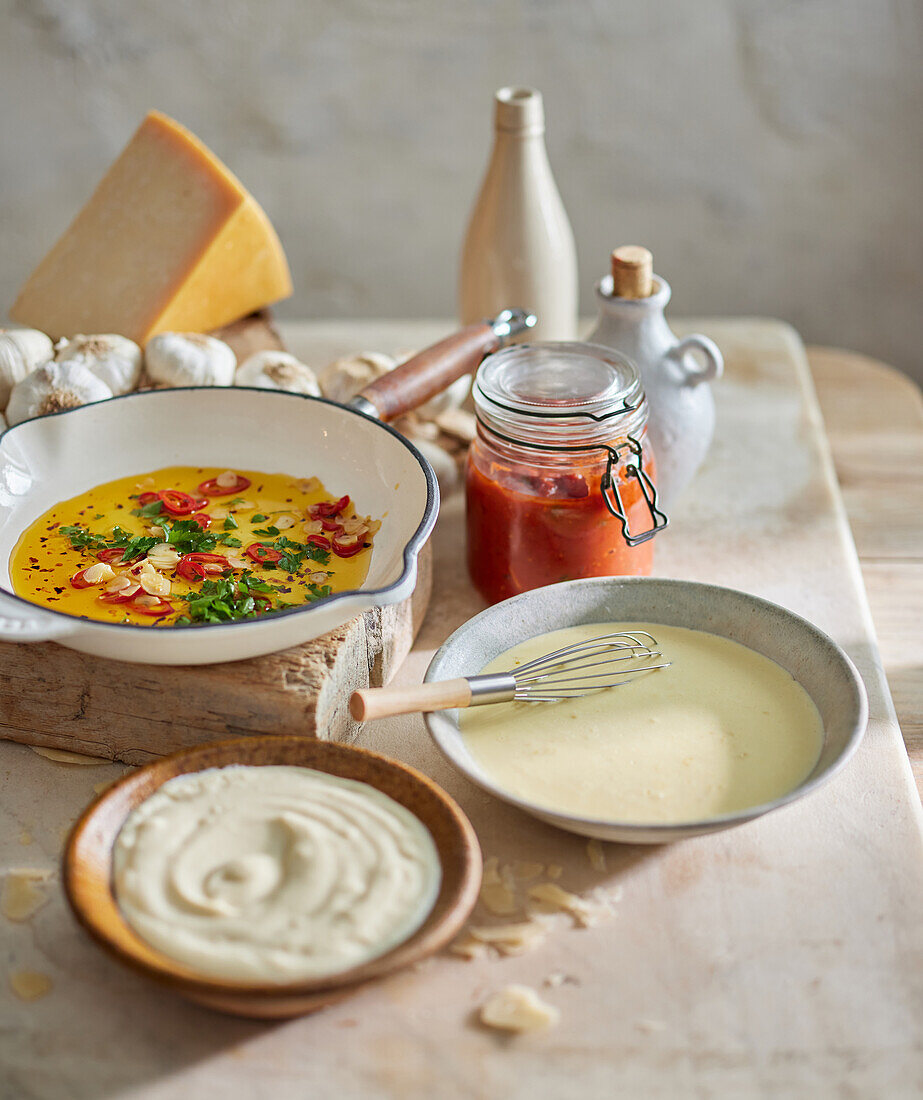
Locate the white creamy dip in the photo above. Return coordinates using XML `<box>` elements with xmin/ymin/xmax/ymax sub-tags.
<box><xmin>113</xmin><ymin>765</ymin><xmax>441</xmax><ymax>982</ymax></box>
<box><xmin>460</xmin><ymin>622</ymin><xmax>824</xmax><ymax>824</ymax></box>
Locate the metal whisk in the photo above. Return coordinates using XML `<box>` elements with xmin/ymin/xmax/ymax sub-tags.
<box><xmin>350</xmin><ymin>630</ymin><xmax>669</xmax><ymax>722</ymax></box>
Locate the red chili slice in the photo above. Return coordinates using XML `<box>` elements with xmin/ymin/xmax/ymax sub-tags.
<box><xmin>96</xmin><ymin>547</ymin><xmax>128</xmax><ymax>564</ymax></box>
<box><xmin>198</xmin><ymin>474</ymin><xmax>252</xmax><ymax>497</ymax></box>
<box><xmin>319</xmin><ymin>517</ymin><xmax>344</xmax><ymax>534</ymax></box>
<box><xmin>99</xmin><ymin>584</ymin><xmax>141</xmax><ymax>604</ymax></box>
<box><xmin>304</xmin><ymin>534</ymin><xmax>331</xmax><ymax>550</ymax></box>
<box><xmin>190</xmin><ymin>513</ymin><xmax>211</xmax><ymax>530</ymax></box>
<box><xmin>157</xmin><ymin>489</ymin><xmax>203</xmax><ymax>516</ymax></box>
<box><xmin>137</xmin><ymin>492</ymin><xmax>161</xmax><ymax>507</ymax></box>
<box><xmin>70</xmin><ymin>567</ymin><xmax>96</xmax><ymax>589</ymax></box>
<box><xmin>331</xmin><ymin>534</ymin><xmax>366</xmax><ymax>558</ymax></box>
<box><xmin>176</xmin><ymin>552</ymin><xmax>229</xmax><ymax>582</ymax></box>
<box><xmin>309</xmin><ymin>495</ymin><xmax>350</xmax><ymax>518</ymax></box>
<box><xmin>245</xmin><ymin>543</ymin><xmax>283</xmax><ymax>565</ymax></box>
<box><xmin>131</xmin><ymin>595</ymin><xmax>175</xmax><ymax>617</ymax></box>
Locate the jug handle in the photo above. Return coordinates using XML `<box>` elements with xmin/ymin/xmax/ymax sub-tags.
<box><xmin>666</xmin><ymin>334</ymin><xmax>724</xmax><ymax>386</ymax></box>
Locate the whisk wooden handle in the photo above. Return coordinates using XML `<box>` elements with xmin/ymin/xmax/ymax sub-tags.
<box><xmin>350</xmin><ymin>679</ymin><xmax>473</xmax><ymax>722</ymax></box>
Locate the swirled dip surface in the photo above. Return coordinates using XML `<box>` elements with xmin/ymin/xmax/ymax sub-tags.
<box><xmin>113</xmin><ymin>765</ymin><xmax>441</xmax><ymax>982</ymax></box>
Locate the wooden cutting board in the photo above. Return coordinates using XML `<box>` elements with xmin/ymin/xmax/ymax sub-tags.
<box><xmin>0</xmin><ymin>544</ymin><xmax>431</xmax><ymax>763</ymax></box>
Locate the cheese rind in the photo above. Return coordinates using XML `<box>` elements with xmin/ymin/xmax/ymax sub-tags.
<box><xmin>11</xmin><ymin>111</ymin><xmax>291</xmax><ymax>343</ymax></box>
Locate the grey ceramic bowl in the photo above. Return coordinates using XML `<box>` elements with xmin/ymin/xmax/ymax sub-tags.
<box><xmin>423</xmin><ymin>577</ymin><xmax>868</xmax><ymax>843</ymax></box>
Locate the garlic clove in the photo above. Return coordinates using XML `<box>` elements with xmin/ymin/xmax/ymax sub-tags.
<box><xmin>144</xmin><ymin>333</ymin><xmax>236</xmax><ymax>387</ymax></box>
<box><xmin>235</xmin><ymin>351</ymin><xmax>321</xmax><ymax>396</ymax></box>
<box><xmin>0</xmin><ymin>411</ymin><xmax>6</xmax><ymax>435</ymax></box>
<box><xmin>5</xmin><ymin>362</ymin><xmax>113</xmax><ymax>426</ymax></box>
<box><xmin>55</xmin><ymin>334</ymin><xmax>142</xmax><ymax>396</ymax></box>
<box><xmin>0</xmin><ymin>327</ymin><xmax>54</xmax><ymax>411</ymax></box>
<box><xmin>317</xmin><ymin>352</ymin><xmax>396</xmax><ymax>404</ymax></box>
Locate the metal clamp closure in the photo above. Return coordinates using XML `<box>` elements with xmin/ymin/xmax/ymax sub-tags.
<box><xmin>600</xmin><ymin>435</ymin><xmax>669</xmax><ymax>546</ymax></box>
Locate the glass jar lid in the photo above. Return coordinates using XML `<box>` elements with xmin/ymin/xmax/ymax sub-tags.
<box><xmin>472</xmin><ymin>341</ymin><xmax>649</xmax><ymax>449</ymax></box>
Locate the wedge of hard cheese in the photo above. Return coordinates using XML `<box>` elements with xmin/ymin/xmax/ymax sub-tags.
<box><xmin>11</xmin><ymin>111</ymin><xmax>292</xmax><ymax>343</ymax></box>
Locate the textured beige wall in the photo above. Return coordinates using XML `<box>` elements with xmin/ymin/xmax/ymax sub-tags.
<box><xmin>2</xmin><ymin>0</ymin><xmax>922</xmax><ymax>380</ymax></box>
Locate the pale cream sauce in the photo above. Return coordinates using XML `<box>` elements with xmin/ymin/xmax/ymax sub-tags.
<box><xmin>459</xmin><ymin>623</ymin><xmax>824</xmax><ymax>824</ymax></box>
<box><xmin>113</xmin><ymin>765</ymin><xmax>441</xmax><ymax>982</ymax></box>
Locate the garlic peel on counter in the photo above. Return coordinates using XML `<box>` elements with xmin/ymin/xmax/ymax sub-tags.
<box><xmin>145</xmin><ymin>333</ymin><xmax>236</xmax><ymax>387</ymax></box>
<box><xmin>55</xmin><ymin>334</ymin><xmax>142</xmax><ymax>396</ymax></box>
<box><xmin>235</xmin><ymin>351</ymin><xmax>321</xmax><ymax>396</ymax></box>
<box><xmin>0</xmin><ymin>327</ymin><xmax>54</xmax><ymax>410</ymax></box>
<box><xmin>5</xmin><ymin>362</ymin><xmax>113</xmax><ymax>426</ymax></box>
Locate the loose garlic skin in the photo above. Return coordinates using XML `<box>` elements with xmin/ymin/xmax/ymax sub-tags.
<box><xmin>5</xmin><ymin>362</ymin><xmax>113</xmax><ymax>426</ymax></box>
<box><xmin>145</xmin><ymin>333</ymin><xmax>236</xmax><ymax>387</ymax></box>
<box><xmin>0</xmin><ymin>327</ymin><xmax>54</xmax><ymax>410</ymax></box>
<box><xmin>55</xmin><ymin>334</ymin><xmax>142</xmax><ymax>396</ymax></box>
<box><xmin>235</xmin><ymin>351</ymin><xmax>321</xmax><ymax>396</ymax></box>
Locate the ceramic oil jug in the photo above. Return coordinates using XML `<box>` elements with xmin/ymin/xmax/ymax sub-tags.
<box><xmin>587</xmin><ymin>246</ymin><xmax>723</xmax><ymax>508</ymax></box>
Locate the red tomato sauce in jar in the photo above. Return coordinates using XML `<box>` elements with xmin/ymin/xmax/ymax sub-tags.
<box><xmin>466</xmin><ymin>455</ymin><xmax>655</xmax><ymax>605</ymax></box>
<box><xmin>465</xmin><ymin>342</ymin><xmax>666</xmax><ymax>605</ymax></box>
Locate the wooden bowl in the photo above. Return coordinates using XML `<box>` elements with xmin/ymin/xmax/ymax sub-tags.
<box><xmin>62</xmin><ymin>736</ymin><xmax>482</xmax><ymax>1019</ymax></box>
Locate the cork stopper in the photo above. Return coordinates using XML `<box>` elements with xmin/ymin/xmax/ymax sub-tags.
<box><xmin>494</xmin><ymin>87</ymin><xmax>545</xmax><ymax>134</ymax></box>
<box><xmin>611</xmin><ymin>246</ymin><xmax>653</xmax><ymax>299</ymax></box>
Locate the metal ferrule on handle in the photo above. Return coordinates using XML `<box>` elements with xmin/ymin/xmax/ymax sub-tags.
<box><xmin>467</xmin><ymin>671</ymin><xmax>517</xmax><ymax>705</ymax></box>
<box><xmin>488</xmin><ymin>309</ymin><xmax>537</xmax><ymax>344</ymax></box>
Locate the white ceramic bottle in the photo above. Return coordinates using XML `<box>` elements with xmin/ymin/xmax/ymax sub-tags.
<box><xmin>459</xmin><ymin>87</ymin><xmax>578</xmax><ymax>342</ymax></box>
<box><xmin>587</xmin><ymin>247</ymin><xmax>724</xmax><ymax>508</ymax></box>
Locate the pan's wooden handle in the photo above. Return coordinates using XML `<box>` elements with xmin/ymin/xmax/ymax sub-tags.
<box><xmin>356</xmin><ymin>323</ymin><xmax>497</xmax><ymax>422</ymax></box>
<box><xmin>350</xmin><ymin>679</ymin><xmax>473</xmax><ymax>722</ymax></box>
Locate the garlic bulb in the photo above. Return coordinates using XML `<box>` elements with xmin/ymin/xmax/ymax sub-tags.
<box><xmin>6</xmin><ymin>362</ymin><xmax>113</xmax><ymax>426</ymax></box>
<box><xmin>145</xmin><ymin>333</ymin><xmax>236</xmax><ymax>387</ymax></box>
<box><xmin>235</xmin><ymin>351</ymin><xmax>321</xmax><ymax>396</ymax></box>
<box><xmin>318</xmin><ymin>352</ymin><xmax>395</xmax><ymax>404</ymax></box>
<box><xmin>0</xmin><ymin>327</ymin><xmax>53</xmax><ymax>410</ymax></box>
<box><xmin>55</xmin><ymin>334</ymin><xmax>142</xmax><ymax>396</ymax></box>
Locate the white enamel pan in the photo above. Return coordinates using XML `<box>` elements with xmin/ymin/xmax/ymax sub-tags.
<box><xmin>0</xmin><ymin>311</ymin><xmax>534</xmax><ymax>665</ymax></box>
